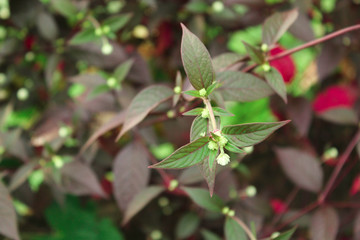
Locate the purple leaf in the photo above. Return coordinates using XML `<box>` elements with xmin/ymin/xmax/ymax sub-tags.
<box><xmin>286</xmin><ymin>97</ymin><xmax>312</xmax><ymax>137</ymax></box>
<box><xmin>262</xmin><ymin>9</ymin><xmax>299</xmax><ymax>46</ymax></box>
<box><xmin>353</xmin><ymin>210</ymin><xmax>360</xmax><ymax>239</ymax></box>
<box><xmin>310</xmin><ymin>207</ymin><xmax>339</xmax><ymax>240</ymax></box>
<box><xmin>212</xmin><ymin>52</ymin><xmax>244</xmax><ymax>72</ymax></box>
<box><xmin>275</xmin><ymin>147</ymin><xmax>323</xmax><ymax>193</ymax></box>
<box><xmin>217</xmin><ymin>71</ymin><xmax>274</xmax><ymax>102</ymax></box>
<box><xmin>61</xmin><ymin>160</ymin><xmax>107</xmax><ymax>198</ymax></box>
<box><xmin>0</xmin><ymin>181</ymin><xmax>20</xmax><ymax>240</ymax></box>
<box><xmin>182</xmin><ymin>187</ymin><xmax>225</xmax><ymax>212</ymax></box>
<box><xmin>117</xmin><ymin>85</ymin><xmax>173</xmax><ymax>139</ymax></box>
<box><xmin>113</xmin><ymin>143</ymin><xmax>150</xmax><ymax>211</ymax></box>
<box><xmin>318</xmin><ymin>107</ymin><xmax>358</xmax><ymax>125</ymax></box>
<box><xmin>264</xmin><ymin>67</ymin><xmax>287</xmax><ymax>103</ymax></box>
<box><xmin>122</xmin><ymin>185</ymin><xmax>165</xmax><ymax>225</ymax></box>
<box><xmin>180</xmin><ymin>23</ymin><xmax>215</xmax><ymax>90</ymax></box>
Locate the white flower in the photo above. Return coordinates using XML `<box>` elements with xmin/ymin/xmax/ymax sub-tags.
<box><xmin>201</xmin><ymin>108</ymin><xmax>209</xmax><ymax>118</ymax></box>
<box><xmin>218</xmin><ymin>136</ymin><xmax>228</xmax><ymax>147</ymax></box>
<box><xmin>199</xmin><ymin>88</ymin><xmax>207</xmax><ymax>97</ymax></box>
<box><xmin>208</xmin><ymin>141</ymin><xmax>218</xmax><ymax>150</ymax></box>
<box><xmin>216</xmin><ymin>152</ymin><xmax>230</xmax><ymax>166</ymax></box>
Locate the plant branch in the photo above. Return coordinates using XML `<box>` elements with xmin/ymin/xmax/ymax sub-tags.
<box><xmin>318</xmin><ymin>129</ymin><xmax>360</xmax><ymax>204</ymax></box>
<box><xmin>275</xmin><ymin>201</ymin><xmax>318</xmax><ymax>232</ymax></box>
<box><xmin>230</xmin><ymin>215</ymin><xmax>257</xmax><ymax>240</ymax></box>
<box><xmin>242</xmin><ymin>24</ymin><xmax>360</xmax><ymax>73</ymax></box>
<box><xmin>203</xmin><ymin>98</ymin><xmax>217</xmax><ymax>131</ymax></box>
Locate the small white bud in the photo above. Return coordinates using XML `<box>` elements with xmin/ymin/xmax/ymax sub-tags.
<box><xmin>201</xmin><ymin>108</ymin><xmax>209</xmax><ymax>118</ymax></box>
<box><xmin>199</xmin><ymin>88</ymin><xmax>207</xmax><ymax>97</ymax></box>
<box><xmin>208</xmin><ymin>141</ymin><xmax>218</xmax><ymax>151</ymax></box>
<box><xmin>216</xmin><ymin>152</ymin><xmax>230</xmax><ymax>166</ymax></box>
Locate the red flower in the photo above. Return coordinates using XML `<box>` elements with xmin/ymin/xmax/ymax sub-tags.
<box><xmin>155</xmin><ymin>21</ymin><xmax>173</xmax><ymax>55</ymax></box>
<box><xmin>350</xmin><ymin>175</ymin><xmax>360</xmax><ymax>196</ymax></box>
<box><xmin>313</xmin><ymin>85</ymin><xmax>357</xmax><ymax>113</ymax></box>
<box><xmin>269</xmin><ymin>46</ymin><xmax>296</xmax><ymax>84</ymax></box>
<box><xmin>270</xmin><ymin>198</ymin><xmax>288</xmax><ymax>214</ymax></box>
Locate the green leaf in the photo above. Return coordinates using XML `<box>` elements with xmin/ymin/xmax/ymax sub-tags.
<box><xmin>183</xmin><ymin>108</ymin><xmax>204</xmax><ymax>116</ymax></box>
<box><xmin>225</xmin><ymin>142</ymin><xmax>244</xmax><ymax>154</ymax></box>
<box><xmin>212</xmin><ymin>107</ymin><xmax>233</xmax><ymax>116</ymax></box>
<box><xmin>175</xmin><ymin>212</ymin><xmax>200</xmax><ymax>239</ymax></box>
<box><xmin>242</xmin><ymin>41</ymin><xmax>264</xmax><ymax>64</ymax></box>
<box><xmin>113</xmin><ymin>59</ymin><xmax>134</xmax><ymax>83</ymax></box>
<box><xmin>184</xmin><ymin>90</ymin><xmax>202</xmax><ymax>98</ymax></box>
<box><xmin>217</xmin><ymin>71</ymin><xmax>274</xmax><ymax>102</ymax></box>
<box><xmin>70</xmin><ymin>28</ymin><xmax>100</xmax><ymax>45</ymax></box>
<box><xmin>88</xmin><ymin>84</ymin><xmax>110</xmax><ymax>100</ymax></box>
<box><xmin>190</xmin><ymin>116</ymin><xmax>208</xmax><ymax>142</ymax></box>
<box><xmin>102</xmin><ymin>13</ymin><xmax>132</xmax><ymax>32</ymax></box>
<box><xmin>208</xmin><ymin>149</ymin><xmax>218</xmax><ymax>171</ymax></box>
<box><xmin>264</xmin><ymin>67</ymin><xmax>287</xmax><ymax>103</ymax></box>
<box><xmin>199</xmin><ymin>155</ymin><xmax>217</xmax><ymax>196</ymax></box>
<box><xmin>0</xmin><ymin>181</ymin><xmax>20</xmax><ymax>240</ymax></box>
<box><xmin>206</xmin><ymin>82</ymin><xmax>220</xmax><ymax>95</ymax></box>
<box><xmin>212</xmin><ymin>52</ymin><xmax>244</xmax><ymax>72</ymax></box>
<box><xmin>201</xmin><ymin>229</ymin><xmax>222</xmax><ymax>240</ymax></box>
<box><xmin>182</xmin><ymin>187</ymin><xmax>225</xmax><ymax>212</ymax></box>
<box><xmin>272</xmin><ymin>227</ymin><xmax>296</xmax><ymax>240</ymax></box>
<box><xmin>262</xmin><ymin>9</ymin><xmax>299</xmax><ymax>46</ymax></box>
<box><xmin>117</xmin><ymin>85</ymin><xmax>173</xmax><ymax>139</ymax></box>
<box><xmin>224</xmin><ymin>217</ymin><xmax>246</xmax><ymax>240</ymax></box>
<box><xmin>222</xmin><ymin>120</ymin><xmax>290</xmax><ymax>148</ymax></box>
<box><xmin>51</xmin><ymin>0</ymin><xmax>77</xmax><ymax>18</ymax></box>
<box><xmin>149</xmin><ymin>137</ymin><xmax>210</xmax><ymax>169</ymax></box>
<box><xmin>8</xmin><ymin>161</ymin><xmax>38</xmax><ymax>192</ymax></box>
<box><xmin>181</xmin><ymin>23</ymin><xmax>215</xmax><ymax>90</ymax></box>
<box><xmin>122</xmin><ymin>186</ymin><xmax>165</xmax><ymax>225</ymax></box>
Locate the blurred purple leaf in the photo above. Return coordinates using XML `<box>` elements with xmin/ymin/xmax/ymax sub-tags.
<box><xmin>117</xmin><ymin>85</ymin><xmax>173</xmax><ymax>139</ymax></box>
<box><xmin>9</xmin><ymin>161</ymin><xmax>38</xmax><ymax>192</ymax></box>
<box><xmin>113</xmin><ymin>143</ymin><xmax>150</xmax><ymax>211</ymax></box>
<box><xmin>318</xmin><ymin>107</ymin><xmax>358</xmax><ymax>125</ymax></box>
<box><xmin>264</xmin><ymin>67</ymin><xmax>287</xmax><ymax>103</ymax></box>
<box><xmin>275</xmin><ymin>147</ymin><xmax>323</xmax><ymax>193</ymax></box>
<box><xmin>122</xmin><ymin>185</ymin><xmax>165</xmax><ymax>225</ymax></box>
<box><xmin>61</xmin><ymin>160</ymin><xmax>107</xmax><ymax>198</ymax></box>
<box><xmin>310</xmin><ymin>207</ymin><xmax>339</xmax><ymax>240</ymax></box>
<box><xmin>354</xmin><ymin>210</ymin><xmax>360</xmax><ymax>239</ymax></box>
<box><xmin>0</xmin><ymin>181</ymin><xmax>20</xmax><ymax>240</ymax></box>
<box><xmin>317</xmin><ymin>41</ymin><xmax>345</xmax><ymax>82</ymax></box>
<box><xmin>287</xmin><ymin>97</ymin><xmax>312</xmax><ymax>137</ymax></box>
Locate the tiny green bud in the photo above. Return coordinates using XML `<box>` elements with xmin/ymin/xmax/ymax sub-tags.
<box><xmin>166</xmin><ymin>110</ymin><xmax>175</xmax><ymax>119</ymax></box>
<box><xmin>102</xmin><ymin>25</ymin><xmax>111</xmax><ymax>34</ymax></box>
<box><xmin>158</xmin><ymin>197</ymin><xmax>169</xmax><ymax>207</ymax></box>
<box><xmin>0</xmin><ymin>145</ymin><xmax>5</xmax><ymax>155</ymax></box>
<box><xmin>107</xmin><ymin>77</ymin><xmax>117</xmax><ymax>88</ymax></box>
<box><xmin>323</xmin><ymin>147</ymin><xmax>338</xmax><ymax>161</ymax></box>
<box><xmin>17</xmin><ymin>88</ymin><xmax>29</xmax><ymax>101</ymax></box>
<box><xmin>261</xmin><ymin>43</ymin><xmax>269</xmax><ymax>52</ymax></box>
<box><xmin>25</xmin><ymin>52</ymin><xmax>35</xmax><ymax>62</ymax></box>
<box><xmin>212</xmin><ymin>1</ymin><xmax>224</xmax><ymax>12</ymax></box>
<box><xmin>168</xmin><ymin>179</ymin><xmax>179</xmax><ymax>191</ymax></box>
<box><xmin>208</xmin><ymin>141</ymin><xmax>218</xmax><ymax>151</ymax></box>
<box><xmin>245</xmin><ymin>185</ymin><xmax>257</xmax><ymax>197</ymax></box>
<box><xmin>95</xmin><ymin>28</ymin><xmax>102</xmax><ymax>36</ymax></box>
<box><xmin>0</xmin><ymin>73</ymin><xmax>6</xmax><ymax>85</ymax></box>
<box><xmin>201</xmin><ymin>108</ymin><xmax>210</xmax><ymax>118</ymax></box>
<box><xmin>107</xmin><ymin>1</ymin><xmax>124</xmax><ymax>13</ymax></box>
<box><xmin>150</xmin><ymin>230</ymin><xmax>162</xmax><ymax>240</ymax></box>
<box><xmin>58</xmin><ymin>126</ymin><xmax>72</xmax><ymax>138</ymax></box>
<box><xmin>243</xmin><ymin>146</ymin><xmax>254</xmax><ymax>154</ymax></box>
<box><xmin>101</xmin><ymin>42</ymin><xmax>113</xmax><ymax>55</ymax></box>
<box><xmin>199</xmin><ymin>88</ymin><xmax>207</xmax><ymax>97</ymax></box>
<box><xmin>173</xmin><ymin>86</ymin><xmax>181</xmax><ymax>94</ymax></box>
<box><xmin>52</xmin><ymin>155</ymin><xmax>64</xmax><ymax>168</ymax></box>
<box><xmin>262</xmin><ymin>63</ymin><xmax>271</xmax><ymax>72</ymax></box>
<box><xmin>222</xmin><ymin>206</ymin><xmax>230</xmax><ymax>215</ymax></box>
<box><xmin>218</xmin><ymin>136</ymin><xmax>228</xmax><ymax>147</ymax></box>
<box><xmin>271</xmin><ymin>232</ymin><xmax>280</xmax><ymax>239</ymax></box>
<box><xmin>179</xmin><ymin>106</ymin><xmax>186</xmax><ymax>113</ymax></box>
<box><xmin>133</xmin><ymin>25</ymin><xmax>149</xmax><ymax>39</ymax></box>
<box><xmin>228</xmin><ymin>210</ymin><xmax>235</xmax><ymax>217</ymax></box>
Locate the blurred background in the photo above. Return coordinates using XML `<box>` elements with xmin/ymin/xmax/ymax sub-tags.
<box><xmin>0</xmin><ymin>0</ymin><xmax>360</xmax><ymax>239</ymax></box>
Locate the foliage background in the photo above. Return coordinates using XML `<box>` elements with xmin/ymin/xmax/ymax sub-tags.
<box><xmin>0</xmin><ymin>0</ymin><xmax>360</xmax><ymax>239</ymax></box>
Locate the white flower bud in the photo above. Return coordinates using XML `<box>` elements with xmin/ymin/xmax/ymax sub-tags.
<box><xmin>218</xmin><ymin>136</ymin><xmax>228</xmax><ymax>147</ymax></box>
<box><xmin>201</xmin><ymin>108</ymin><xmax>209</xmax><ymax>118</ymax></box>
<box><xmin>208</xmin><ymin>141</ymin><xmax>218</xmax><ymax>151</ymax></box>
<box><xmin>216</xmin><ymin>152</ymin><xmax>230</xmax><ymax>166</ymax></box>
<box><xmin>199</xmin><ymin>88</ymin><xmax>207</xmax><ymax>97</ymax></box>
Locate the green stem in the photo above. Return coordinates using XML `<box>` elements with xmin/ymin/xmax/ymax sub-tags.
<box><xmin>231</xmin><ymin>215</ymin><xmax>257</xmax><ymax>240</ymax></box>
<box><xmin>203</xmin><ymin>98</ymin><xmax>217</xmax><ymax>132</ymax></box>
